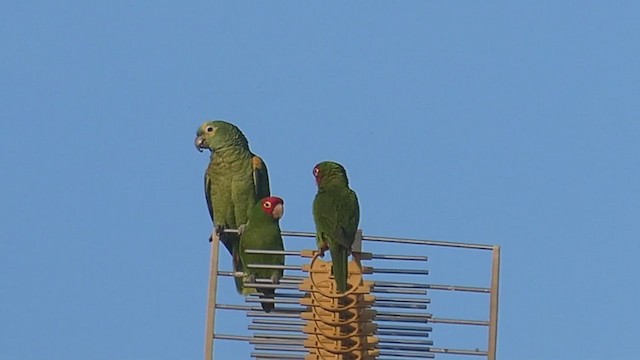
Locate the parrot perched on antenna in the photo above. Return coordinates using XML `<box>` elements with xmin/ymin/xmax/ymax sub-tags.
<box><xmin>312</xmin><ymin>161</ymin><xmax>360</xmax><ymax>294</ymax></box>
<box><xmin>239</xmin><ymin>196</ymin><xmax>285</xmax><ymax>312</ymax></box>
<box><xmin>195</xmin><ymin>120</ymin><xmax>270</xmax><ymax>294</ymax></box>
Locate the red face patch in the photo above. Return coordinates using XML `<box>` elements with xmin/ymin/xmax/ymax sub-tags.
<box><xmin>261</xmin><ymin>196</ymin><xmax>284</xmax><ymax>216</ymax></box>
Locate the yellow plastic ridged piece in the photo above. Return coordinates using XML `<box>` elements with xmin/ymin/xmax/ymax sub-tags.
<box><xmin>300</xmin><ymin>252</ymin><xmax>378</xmax><ymax>359</ymax></box>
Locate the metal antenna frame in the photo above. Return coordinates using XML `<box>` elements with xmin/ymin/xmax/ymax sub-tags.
<box><xmin>204</xmin><ymin>230</ymin><xmax>501</xmax><ymax>360</ymax></box>
<box><xmin>204</xmin><ymin>231</ymin><xmax>221</xmax><ymax>360</ymax></box>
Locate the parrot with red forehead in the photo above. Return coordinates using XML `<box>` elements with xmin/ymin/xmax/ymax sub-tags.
<box><xmin>312</xmin><ymin>161</ymin><xmax>360</xmax><ymax>294</ymax></box>
<box><xmin>239</xmin><ymin>196</ymin><xmax>285</xmax><ymax>312</ymax></box>
<box><xmin>195</xmin><ymin>120</ymin><xmax>270</xmax><ymax>294</ymax></box>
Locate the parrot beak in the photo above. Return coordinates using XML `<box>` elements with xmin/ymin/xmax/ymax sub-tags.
<box><xmin>272</xmin><ymin>203</ymin><xmax>284</xmax><ymax>220</ymax></box>
<box><xmin>194</xmin><ymin>135</ymin><xmax>207</xmax><ymax>152</ymax></box>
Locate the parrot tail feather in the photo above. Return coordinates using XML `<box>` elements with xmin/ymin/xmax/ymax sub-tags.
<box><xmin>259</xmin><ymin>290</ymin><xmax>275</xmax><ymax>313</ymax></box>
<box><xmin>219</xmin><ymin>232</ymin><xmax>236</xmax><ymax>257</ymax></box>
<box><xmin>330</xmin><ymin>245</ymin><xmax>349</xmax><ymax>294</ymax></box>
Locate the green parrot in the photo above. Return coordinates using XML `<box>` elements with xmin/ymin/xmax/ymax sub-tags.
<box><xmin>312</xmin><ymin>161</ymin><xmax>360</xmax><ymax>294</ymax></box>
<box><xmin>194</xmin><ymin>120</ymin><xmax>270</xmax><ymax>294</ymax></box>
<box><xmin>239</xmin><ymin>196</ymin><xmax>285</xmax><ymax>313</ymax></box>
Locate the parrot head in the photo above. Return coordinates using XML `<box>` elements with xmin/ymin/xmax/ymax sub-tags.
<box><xmin>260</xmin><ymin>196</ymin><xmax>284</xmax><ymax>220</ymax></box>
<box><xmin>194</xmin><ymin>120</ymin><xmax>249</xmax><ymax>152</ymax></box>
<box><xmin>312</xmin><ymin>161</ymin><xmax>349</xmax><ymax>187</ymax></box>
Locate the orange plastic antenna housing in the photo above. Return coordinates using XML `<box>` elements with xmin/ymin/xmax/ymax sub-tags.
<box><xmin>299</xmin><ymin>252</ymin><xmax>379</xmax><ymax>360</ymax></box>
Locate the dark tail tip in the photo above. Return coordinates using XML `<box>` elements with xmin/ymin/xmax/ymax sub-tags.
<box><xmin>260</xmin><ymin>291</ymin><xmax>275</xmax><ymax>313</ymax></box>
<box><xmin>260</xmin><ymin>301</ymin><xmax>274</xmax><ymax>313</ymax></box>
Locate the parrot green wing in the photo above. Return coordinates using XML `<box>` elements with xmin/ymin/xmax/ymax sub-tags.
<box><xmin>313</xmin><ymin>191</ymin><xmax>339</xmax><ymax>248</ymax></box>
<box><xmin>313</xmin><ymin>188</ymin><xmax>359</xmax><ymax>248</ymax></box>
<box><xmin>313</xmin><ymin>186</ymin><xmax>360</xmax><ymax>293</ymax></box>
<box><xmin>252</xmin><ymin>155</ymin><xmax>270</xmax><ymax>200</ymax></box>
<box><xmin>340</xmin><ymin>189</ymin><xmax>360</xmax><ymax>247</ymax></box>
<box><xmin>204</xmin><ymin>171</ymin><xmax>214</xmax><ymax>222</ymax></box>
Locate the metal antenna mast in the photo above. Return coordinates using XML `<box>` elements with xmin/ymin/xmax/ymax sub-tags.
<box><xmin>204</xmin><ymin>230</ymin><xmax>500</xmax><ymax>360</ymax></box>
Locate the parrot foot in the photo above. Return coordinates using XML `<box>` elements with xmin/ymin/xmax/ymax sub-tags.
<box><xmin>270</xmin><ymin>273</ymin><xmax>280</xmax><ymax>285</ymax></box>
<box><xmin>209</xmin><ymin>225</ymin><xmax>226</xmax><ymax>242</ymax></box>
<box><xmin>245</xmin><ymin>274</ymin><xmax>256</xmax><ymax>284</ymax></box>
<box><xmin>237</xmin><ymin>224</ymin><xmax>247</xmax><ymax>235</ymax></box>
<box><xmin>318</xmin><ymin>244</ymin><xmax>329</xmax><ymax>257</ymax></box>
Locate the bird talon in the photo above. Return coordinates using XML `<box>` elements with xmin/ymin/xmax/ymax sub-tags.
<box><xmin>318</xmin><ymin>244</ymin><xmax>329</xmax><ymax>257</ymax></box>
<box><xmin>271</xmin><ymin>274</ymin><xmax>280</xmax><ymax>285</ymax></box>
<box><xmin>209</xmin><ymin>225</ymin><xmax>225</xmax><ymax>242</ymax></box>
<box><xmin>237</xmin><ymin>224</ymin><xmax>247</xmax><ymax>235</ymax></box>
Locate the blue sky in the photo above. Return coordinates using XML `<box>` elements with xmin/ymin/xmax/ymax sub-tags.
<box><xmin>2</xmin><ymin>1</ymin><xmax>639</xmax><ymax>359</ymax></box>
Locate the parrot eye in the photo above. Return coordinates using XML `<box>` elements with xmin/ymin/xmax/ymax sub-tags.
<box><xmin>313</xmin><ymin>167</ymin><xmax>320</xmax><ymax>177</ymax></box>
<box><xmin>206</xmin><ymin>126</ymin><xmax>214</xmax><ymax>132</ymax></box>
<box><xmin>263</xmin><ymin>201</ymin><xmax>272</xmax><ymax>209</ymax></box>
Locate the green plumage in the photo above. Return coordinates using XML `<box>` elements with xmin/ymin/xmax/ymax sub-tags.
<box><xmin>240</xmin><ymin>197</ymin><xmax>285</xmax><ymax>312</ymax></box>
<box><xmin>195</xmin><ymin>120</ymin><xmax>270</xmax><ymax>294</ymax></box>
<box><xmin>312</xmin><ymin>161</ymin><xmax>360</xmax><ymax>294</ymax></box>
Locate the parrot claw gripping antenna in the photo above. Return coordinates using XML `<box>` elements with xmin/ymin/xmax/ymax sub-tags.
<box><xmin>245</xmin><ymin>274</ymin><xmax>256</xmax><ymax>285</ymax></box>
<box><xmin>270</xmin><ymin>273</ymin><xmax>280</xmax><ymax>285</ymax></box>
<box><xmin>208</xmin><ymin>225</ymin><xmax>225</xmax><ymax>243</ymax></box>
